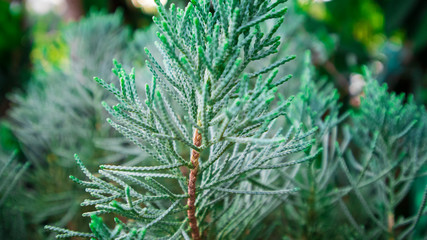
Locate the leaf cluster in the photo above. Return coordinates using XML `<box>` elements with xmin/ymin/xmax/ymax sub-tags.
<box><xmin>46</xmin><ymin>0</ymin><xmax>318</xmax><ymax>239</ymax></box>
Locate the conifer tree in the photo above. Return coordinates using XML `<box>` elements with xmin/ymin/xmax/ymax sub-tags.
<box><xmin>46</xmin><ymin>0</ymin><xmax>318</xmax><ymax>239</ymax></box>
<box><xmin>280</xmin><ymin>51</ymin><xmax>353</xmax><ymax>239</ymax></box>
<box><xmin>7</xmin><ymin>12</ymin><xmax>144</xmax><ymax>238</ymax></box>
<box><xmin>339</xmin><ymin>68</ymin><xmax>427</xmax><ymax>240</ymax></box>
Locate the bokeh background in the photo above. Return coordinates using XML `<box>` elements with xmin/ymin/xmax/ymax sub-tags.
<box><xmin>0</xmin><ymin>0</ymin><xmax>426</xmax><ymax>239</ymax></box>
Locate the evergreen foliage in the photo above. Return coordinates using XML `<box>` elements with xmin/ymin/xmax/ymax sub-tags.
<box><xmin>0</xmin><ymin>0</ymin><xmax>426</xmax><ymax>239</ymax></box>
<box><xmin>339</xmin><ymin>68</ymin><xmax>427</xmax><ymax>240</ymax></box>
<box><xmin>46</xmin><ymin>0</ymin><xmax>318</xmax><ymax>239</ymax></box>
<box><xmin>8</xmin><ymin>11</ymin><xmax>131</xmax><ymax>166</ymax></box>
<box><xmin>0</xmin><ymin>151</ymin><xmax>30</xmax><ymax>239</ymax></box>
<box><xmin>280</xmin><ymin>52</ymin><xmax>353</xmax><ymax>239</ymax></box>
<box><xmin>5</xmin><ymin>1</ymin><xmax>421</xmax><ymax>239</ymax></box>
<box><xmin>6</xmin><ymin>11</ymin><xmax>152</xmax><ymax>238</ymax></box>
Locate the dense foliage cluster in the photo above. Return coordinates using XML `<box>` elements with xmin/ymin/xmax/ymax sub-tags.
<box><xmin>0</xmin><ymin>0</ymin><xmax>426</xmax><ymax>240</ymax></box>
<box><xmin>46</xmin><ymin>0</ymin><xmax>317</xmax><ymax>238</ymax></box>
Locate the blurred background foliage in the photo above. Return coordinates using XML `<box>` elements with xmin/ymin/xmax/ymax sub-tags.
<box><xmin>0</xmin><ymin>0</ymin><xmax>426</xmax><ymax>239</ymax></box>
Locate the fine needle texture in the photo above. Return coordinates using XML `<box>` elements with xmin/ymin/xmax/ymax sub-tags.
<box><xmin>45</xmin><ymin>0</ymin><xmax>318</xmax><ymax>239</ymax></box>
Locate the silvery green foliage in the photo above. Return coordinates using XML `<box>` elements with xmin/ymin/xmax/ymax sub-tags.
<box><xmin>46</xmin><ymin>0</ymin><xmax>318</xmax><ymax>239</ymax></box>
<box><xmin>6</xmin><ymin>11</ymin><xmax>149</xmax><ymax>235</ymax></box>
<box><xmin>0</xmin><ymin>151</ymin><xmax>29</xmax><ymax>207</ymax></box>
<box><xmin>8</xmin><ymin>11</ymin><xmax>131</xmax><ymax>166</ymax></box>
<box><xmin>340</xmin><ymin>69</ymin><xmax>427</xmax><ymax>240</ymax></box>
<box><xmin>279</xmin><ymin>51</ymin><xmax>353</xmax><ymax>239</ymax></box>
<box><xmin>0</xmin><ymin>151</ymin><xmax>30</xmax><ymax>239</ymax></box>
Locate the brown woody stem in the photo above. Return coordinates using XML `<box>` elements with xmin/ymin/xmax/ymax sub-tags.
<box><xmin>388</xmin><ymin>212</ymin><xmax>395</xmax><ymax>240</ymax></box>
<box><xmin>188</xmin><ymin>129</ymin><xmax>201</xmax><ymax>240</ymax></box>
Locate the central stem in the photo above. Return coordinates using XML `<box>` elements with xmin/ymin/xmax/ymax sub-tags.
<box><xmin>188</xmin><ymin>128</ymin><xmax>201</xmax><ymax>240</ymax></box>
<box><xmin>387</xmin><ymin>212</ymin><xmax>395</xmax><ymax>240</ymax></box>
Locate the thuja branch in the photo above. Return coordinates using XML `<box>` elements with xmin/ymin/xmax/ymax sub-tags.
<box><xmin>45</xmin><ymin>0</ymin><xmax>319</xmax><ymax>239</ymax></box>
<box><xmin>188</xmin><ymin>128</ymin><xmax>202</xmax><ymax>240</ymax></box>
